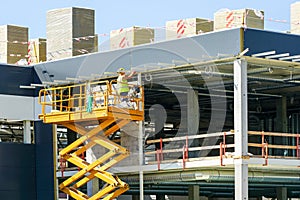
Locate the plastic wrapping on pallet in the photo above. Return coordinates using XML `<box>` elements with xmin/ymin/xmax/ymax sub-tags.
<box><xmin>110</xmin><ymin>26</ymin><xmax>154</xmax><ymax>50</ymax></box>
<box><xmin>291</xmin><ymin>2</ymin><xmax>300</xmax><ymax>34</ymax></box>
<box><xmin>46</xmin><ymin>7</ymin><xmax>97</xmax><ymax>61</ymax></box>
<box><xmin>0</xmin><ymin>25</ymin><xmax>28</xmax><ymax>64</ymax></box>
<box><xmin>28</xmin><ymin>38</ymin><xmax>47</xmax><ymax>64</ymax></box>
<box><xmin>214</xmin><ymin>8</ymin><xmax>264</xmax><ymax>31</ymax></box>
<box><xmin>166</xmin><ymin>17</ymin><xmax>214</xmax><ymax>40</ymax></box>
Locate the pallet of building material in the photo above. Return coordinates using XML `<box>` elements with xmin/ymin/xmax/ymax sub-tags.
<box><xmin>0</xmin><ymin>25</ymin><xmax>28</xmax><ymax>64</ymax></box>
<box><xmin>291</xmin><ymin>2</ymin><xmax>300</xmax><ymax>34</ymax></box>
<box><xmin>214</xmin><ymin>8</ymin><xmax>264</xmax><ymax>31</ymax></box>
<box><xmin>110</xmin><ymin>26</ymin><xmax>154</xmax><ymax>50</ymax></box>
<box><xmin>28</xmin><ymin>38</ymin><xmax>47</xmax><ymax>64</ymax></box>
<box><xmin>46</xmin><ymin>7</ymin><xmax>97</xmax><ymax>61</ymax></box>
<box><xmin>166</xmin><ymin>17</ymin><xmax>213</xmax><ymax>40</ymax></box>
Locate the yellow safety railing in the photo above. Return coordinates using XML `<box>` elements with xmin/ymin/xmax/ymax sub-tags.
<box><xmin>110</xmin><ymin>79</ymin><xmax>144</xmax><ymax>110</ymax></box>
<box><xmin>38</xmin><ymin>79</ymin><xmax>144</xmax><ymax>116</ymax></box>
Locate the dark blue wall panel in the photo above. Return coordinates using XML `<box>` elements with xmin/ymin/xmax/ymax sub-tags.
<box><xmin>244</xmin><ymin>28</ymin><xmax>300</xmax><ymax>56</ymax></box>
<box><xmin>0</xmin><ymin>143</ymin><xmax>36</xmax><ymax>200</ymax></box>
<box><xmin>0</xmin><ymin>64</ymin><xmax>41</xmax><ymax>97</ymax></box>
<box><xmin>34</xmin><ymin>121</ymin><xmax>55</xmax><ymax>200</ymax></box>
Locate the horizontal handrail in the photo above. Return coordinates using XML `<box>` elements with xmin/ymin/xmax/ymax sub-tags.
<box><xmin>146</xmin><ymin>130</ymin><xmax>300</xmax><ymax>165</ymax></box>
<box><xmin>145</xmin><ymin>144</ymin><xmax>235</xmax><ymax>155</ymax></box>
<box><xmin>248</xmin><ymin>131</ymin><xmax>299</xmax><ymax>138</ymax></box>
<box><xmin>146</xmin><ymin>131</ymin><xmax>234</xmax><ymax>145</ymax></box>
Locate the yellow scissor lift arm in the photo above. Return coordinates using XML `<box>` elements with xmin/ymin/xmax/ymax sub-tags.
<box><xmin>38</xmin><ymin>79</ymin><xmax>144</xmax><ymax>200</ymax></box>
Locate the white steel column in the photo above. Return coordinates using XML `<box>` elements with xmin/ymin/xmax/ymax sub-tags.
<box><xmin>138</xmin><ymin>72</ymin><xmax>144</xmax><ymax>200</ymax></box>
<box><xmin>187</xmin><ymin>89</ymin><xmax>199</xmax><ymax>135</ymax></box>
<box><xmin>234</xmin><ymin>58</ymin><xmax>248</xmax><ymax>200</ymax></box>
<box><xmin>23</xmin><ymin>120</ymin><xmax>31</xmax><ymax>144</ymax></box>
<box><xmin>187</xmin><ymin>89</ymin><xmax>199</xmax><ymax>157</ymax></box>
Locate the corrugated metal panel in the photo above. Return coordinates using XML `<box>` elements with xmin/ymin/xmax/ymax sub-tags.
<box><xmin>0</xmin><ymin>143</ymin><xmax>36</xmax><ymax>200</ymax></box>
<box><xmin>166</xmin><ymin>18</ymin><xmax>213</xmax><ymax>40</ymax></box>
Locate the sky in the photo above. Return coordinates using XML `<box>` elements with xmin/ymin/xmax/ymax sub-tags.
<box><xmin>0</xmin><ymin>0</ymin><xmax>298</xmax><ymax>45</ymax></box>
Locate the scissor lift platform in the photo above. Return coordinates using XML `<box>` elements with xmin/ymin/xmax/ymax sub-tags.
<box><xmin>40</xmin><ymin>106</ymin><xmax>143</xmax><ymax>124</ymax></box>
<box><xmin>38</xmin><ymin>79</ymin><xmax>144</xmax><ymax>200</ymax></box>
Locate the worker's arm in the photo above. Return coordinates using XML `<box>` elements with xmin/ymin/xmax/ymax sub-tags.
<box><xmin>124</xmin><ymin>71</ymin><xmax>136</xmax><ymax>80</ymax></box>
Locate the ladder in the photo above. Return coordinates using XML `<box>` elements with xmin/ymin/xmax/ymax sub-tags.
<box><xmin>38</xmin><ymin>79</ymin><xmax>144</xmax><ymax>200</ymax></box>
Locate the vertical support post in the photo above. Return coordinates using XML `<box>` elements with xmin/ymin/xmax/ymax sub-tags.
<box><xmin>187</xmin><ymin>89</ymin><xmax>199</xmax><ymax>135</ymax></box>
<box><xmin>187</xmin><ymin>89</ymin><xmax>199</xmax><ymax>158</ymax></box>
<box><xmin>188</xmin><ymin>185</ymin><xmax>200</xmax><ymax>200</ymax></box>
<box><xmin>159</xmin><ymin>138</ymin><xmax>164</xmax><ymax>161</ymax></box>
<box><xmin>87</xmin><ymin>179</ymin><xmax>99</xmax><ymax>197</ymax></box>
<box><xmin>234</xmin><ymin>58</ymin><xmax>248</xmax><ymax>200</ymax></box>
<box><xmin>53</xmin><ymin>124</ymin><xmax>58</xmax><ymax>200</ymax></box>
<box><xmin>23</xmin><ymin>120</ymin><xmax>31</xmax><ymax>144</ymax></box>
<box><xmin>275</xmin><ymin>96</ymin><xmax>287</xmax><ymax>156</ymax></box>
<box><xmin>297</xmin><ymin>134</ymin><xmax>299</xmax><ymax>158</ymax></box>
<box><xmin>276</xmin><ymin>187</ymin><xmax>287</xmax><ymax>200</ymax></box>
<box><xmin>132</xmin><ymin>195</ymin><xmax>139</xmax><ymax>200</ymax></box>
<box><xmin>156</xmin><ymin>195</ymin><xmax>165</xmax><ymax>200</ymax></box>
<box><xmin>138</xmin><ymin>72</ymin><xmax>144</xmax><ymax>200</ymax></box>
<box><xmin>275</xmin><ymin>96</ymin><xmax>287</xmax><ymax>132</ymax></box>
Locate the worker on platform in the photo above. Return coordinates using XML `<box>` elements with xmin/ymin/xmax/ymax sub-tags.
<box><xmin>117</xmin><ymin>67</ymin><xmax>136</xmax><ymax>102</ymax></box>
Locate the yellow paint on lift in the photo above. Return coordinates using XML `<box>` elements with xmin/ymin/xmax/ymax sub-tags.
<box><xmin>38</xmin><ymin>79</ymin><xmax>144</xmax><ymax>200</ymax></box>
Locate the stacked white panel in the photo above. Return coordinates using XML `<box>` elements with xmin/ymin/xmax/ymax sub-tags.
<box><xmin>46</xmin><ymin>7</ymin><xmax>97</xmax><ymax>61</ymax></box>
<box><xmin>0</xmin><ymin>25</ymin><xmax>28</xmax><ymax>64</ymax></box>
<box><xmin>214</xmin><ymin>9</ymin><xmax>264</xmax><ymax>31</ymax></box>
<box><xmin>110</xmin><ymin>26</ymin><xmax>154</xmax><ymax>50</ymax></box>
<box><xmin>166</xmin><ymin>18</ymin><xmax>213</xmax><ymax>40</ymax></box>
<box><xmin>291</xmin><ymin>2</ymin><xmax>300</xmax><ymax>34</ymax></box>
<box><xmin>28</xmin><ymin>38</ymin><xmax>47</xmax><ymax>64</ymax></box>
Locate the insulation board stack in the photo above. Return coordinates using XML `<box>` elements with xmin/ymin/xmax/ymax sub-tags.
<box><xmin>110</xmin><ymin>26</ymin><xmax>154</xmax><ymax>50</ymax></box>
<box><xmin>166</xmin><ymin>18</ymin><xmax>213</xmax><ymax>40</ymax></box>
<box><xmin>28</xmin><ymin>38</ymin><xmax>47</xmax><ymax>64</ymax></box>
<box><xmin>214</xmin><ymin>8</ymin><xmax>264</xmax><ymax>31</ymax></box>
<box><xmin>291</xmin><ymin>2</ymin><xmax>300</xmax><ymax>34</ymax></box>
<box><xmin>0</xmin><ymin>25</ymin><xmax>28</xmax><ymax>64</ymax></box>
<box><xmin>46</xmin><ymin>7</ymin><xmax>97</xmax><ymax>61</ymax></box>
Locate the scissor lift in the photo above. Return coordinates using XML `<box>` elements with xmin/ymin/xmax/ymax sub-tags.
<box><xmin>38</xmin><ymin>79</ymin><xmax>144</xmax><ymax>200</ymax></box>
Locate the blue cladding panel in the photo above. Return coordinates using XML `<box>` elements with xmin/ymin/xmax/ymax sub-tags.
<box><xmin>0</xmin><ymin>64</ymin><xmax>41</xmax><ymax>97</ymax></box>
<box><xmin>34</xmin><ymin>121</ymin><xmax>54</xmax><ymax>200</ymax></box>
<box><xmin>0</xmin><ymin>143</ymin><xmax>36</xmax><ymax>200</ymax></box>
<box><xmin>244</xmin><ymin>28</ymin><xmax>300</xmax><ymax>56</ymax></box>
